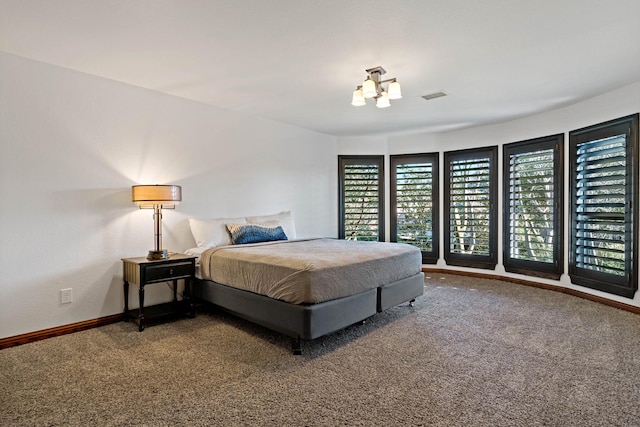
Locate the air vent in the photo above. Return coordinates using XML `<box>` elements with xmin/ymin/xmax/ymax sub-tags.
<box><xmin>421</xmin><ymin>91</ymin><xmax>447</xmax><ymax>101</ymax></box>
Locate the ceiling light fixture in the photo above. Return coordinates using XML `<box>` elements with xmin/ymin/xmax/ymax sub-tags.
<box><xmin>351</xmin><ymin>66</ymin><xmax>402</xmax><ymax>108</ymax></box>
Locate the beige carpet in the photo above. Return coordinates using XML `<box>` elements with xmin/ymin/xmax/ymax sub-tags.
<box><xmin>1</xmin><ymin>273</ymin><xmax>639</xmax><ymax>426</ymax></box>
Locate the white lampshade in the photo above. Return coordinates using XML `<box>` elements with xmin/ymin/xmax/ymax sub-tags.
<box><xmin>376</xmin><ymin>91</ymin><xmax>391</xmax><ymax>108</ymax></box>
<box><xmin>351</xmin><ymin>88</ymin><xmax>366</xmax><ymax>106</ymax></box>
<box><xmin>388</xmin><ymin>81</ymin><xmax>402</xmax><ymax>100</ymax></box>
<box><xmin>362</xmin><ymin>77</ymin><xmax>377</xmax><ymax>99</ymax></box>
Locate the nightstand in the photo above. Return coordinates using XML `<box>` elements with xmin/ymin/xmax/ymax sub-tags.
<box><xmin>122</xmin><ymin>253</ymin><xmax>197</xmax><ymax>331</ymax></box>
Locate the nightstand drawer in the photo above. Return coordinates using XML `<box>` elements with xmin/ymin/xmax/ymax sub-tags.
<box><xmin>145</xmin><ymin>262</ymin><xmax>194</xmax><ymax>282</ymax></box>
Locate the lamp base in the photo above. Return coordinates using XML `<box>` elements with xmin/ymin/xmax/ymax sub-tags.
<box><xmin>147</xmin><ymin>249</ymin><xmax>169</xmax><ymax>260</ymax></box>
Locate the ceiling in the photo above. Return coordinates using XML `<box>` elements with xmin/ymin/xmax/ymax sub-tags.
<box><xmin>2</xmin><ymin>0</ymin><xmax>639</xmax><ymax>137</ymax></box>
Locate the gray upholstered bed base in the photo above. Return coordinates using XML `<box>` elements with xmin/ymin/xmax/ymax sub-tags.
<box><xmin>195</xmin><ymin>272</ymin><xmax>424</xmax><ymax>354</ymax></box>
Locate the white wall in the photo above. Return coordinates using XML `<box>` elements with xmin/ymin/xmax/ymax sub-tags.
<box><xmin>0</xmin><ymin>52</ymin><xmax>338</xmax><ymax>339</ymax></box>
<box><xmin>339</xmin><ymin>81</ymin><xmax>640</xmax><ymax>308</ymax></box>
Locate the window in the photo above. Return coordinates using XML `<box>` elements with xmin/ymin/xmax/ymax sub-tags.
<box><xmin>569</xmin><ymin>114</ymin><xmax>639</xmax><ymax>298</ymax></box>
<box><xmin>338</xmin><ymin>155</ymin><xmax>384</xmax><ymax>241</ymax></box>
<box><xmin>390</xmin><ymin>153</ymin><xmax>439</xmax><ymax>264</ymax></box>
<box><xmin>503</xmin><ymin>135</ymin><xmax>564</xmax><ymax>279</ymax></box>
<box><xmin>444</xmin><ymin>146</ymin><xmax>498</xmax><ymax>269</ymax></box>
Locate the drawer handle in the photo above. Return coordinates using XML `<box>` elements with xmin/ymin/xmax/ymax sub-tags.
<box><xmin>169</xmin><ymin>268</ymin><xmax>174</xmax><ymax>275</ymax></box>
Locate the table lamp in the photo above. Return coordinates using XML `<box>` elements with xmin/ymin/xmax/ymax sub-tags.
<box><xmin>132</xmin><ymin>184</ymin><xmax>182</xmax><ymax>260</ymax></box>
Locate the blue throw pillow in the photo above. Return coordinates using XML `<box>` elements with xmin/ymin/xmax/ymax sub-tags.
<box><xmin>226</xmin><ymin>223</ymin><xmax>288</xmax><ymax>245</ymax></box>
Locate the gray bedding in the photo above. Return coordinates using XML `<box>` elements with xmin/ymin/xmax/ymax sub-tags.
<box><xmin>199</xmin><ymin>238</ymin><xmax>422</xmax><ymax>304</ymax></box>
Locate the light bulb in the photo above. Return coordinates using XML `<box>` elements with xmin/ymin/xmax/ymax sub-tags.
<box><xmin>388</xmin><ymin>81</ymin><xmax>402</xmax><ymax>100</ymax></box>
<box><xmin>362</xmin><ymin>77</ymin><xmax>377</xmax><ymax>98</ymax></box>
<box><xmin>376</xmin><ymin>91</ymin><xmax>390</xmax><ymax>108</ymax></box>
<box><xmin>351</xmin><ymin>88</ymin><xmax>366</xmax><ymax>106</ymax></box>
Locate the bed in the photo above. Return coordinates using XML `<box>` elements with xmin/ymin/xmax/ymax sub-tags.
<box><xmin>188</xmin><ymin>212</ymin><xmax>424</xmax><ymax>354</ymax></box>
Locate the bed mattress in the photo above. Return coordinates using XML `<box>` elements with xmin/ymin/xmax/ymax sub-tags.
<box><xmin>199</xmin><ymin>238</ymin><xmax>422</xmax><ymax>304</ymax></box>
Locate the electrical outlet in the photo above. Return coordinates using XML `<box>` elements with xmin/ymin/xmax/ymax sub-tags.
<box><xmin>60</xmin><ymin>288</ymin><xmax>73</xmax><ymax>304</ymax></box>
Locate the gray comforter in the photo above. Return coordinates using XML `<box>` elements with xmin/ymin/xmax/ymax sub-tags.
<box><xmin>199</xmin><ymin>238</ymin><xmax>421</xmax><ymax>304</ymax></box>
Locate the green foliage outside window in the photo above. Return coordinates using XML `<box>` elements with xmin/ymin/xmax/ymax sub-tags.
<box><xmin>395</xmin><ymin>162</ymin><xmax>433</xmax><ymax>251</ymax></box>
<box><xmin>508</xmin><ymin>149</ymin><xmax>555</xmax><ymax>263</ymax></box>
<box><xmin>343</xmin><ymin>164</ymin><xmax>380</xmax><ymax>241</ymax></box>
<box><xmin>449</xmin><ymin>157</ymin><xmax>491</xmax><ymax>256</ymax></box>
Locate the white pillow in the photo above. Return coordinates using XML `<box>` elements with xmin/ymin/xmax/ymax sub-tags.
<box><xmin>246</xmin><ymin>210</ymin><xmax>296</xmax><ymax>240</ymax></box>
<box><xmin>188</xmin><ymin>216</ymin><xmax>247</xmax><ymax>248</ymax></box>
<box><xmin>183</xmin><ymin>246</ymin><xmax>209</xmax><ymax>262</ymax></box>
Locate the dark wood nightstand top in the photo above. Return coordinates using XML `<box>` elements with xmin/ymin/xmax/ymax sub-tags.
<box><xmin>121</xmin><ymin>253</ymin><xmax>197</xmax><ymax>265</ymax></box>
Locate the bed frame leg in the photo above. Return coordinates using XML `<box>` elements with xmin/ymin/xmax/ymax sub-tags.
<box><xmin>409</xmin><ymin>299</ymin><xmax>415</xmax><ymax>307</ymax></box>
<box><xmin>291</xmin><ymin>337</ymin><xmax>302</xmax><ymax>355</ymax></box>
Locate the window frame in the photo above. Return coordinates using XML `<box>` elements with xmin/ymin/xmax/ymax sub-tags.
<box><xmin>444</xmin><ymin>146</ymin><xmax>498</xmax><ymax>270</ymax></box>
<box><xmin>338</xmin><ymin>155</ymin><xmax>385</xmax><ymax>241</ymax></box>
<box><xmin>568</xmin><ymin>114</ymin><xmax>639</xmax><ymax>298</ymax></box>
<box><xmin>390</xmin><ymin>152</ymin><xmax>440</xmax><ymax>264</ymax></box>
<box><xmin>502</xmin><ymin>134</ymin><xmax>564</xmax><ymax>280</ymax></box>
